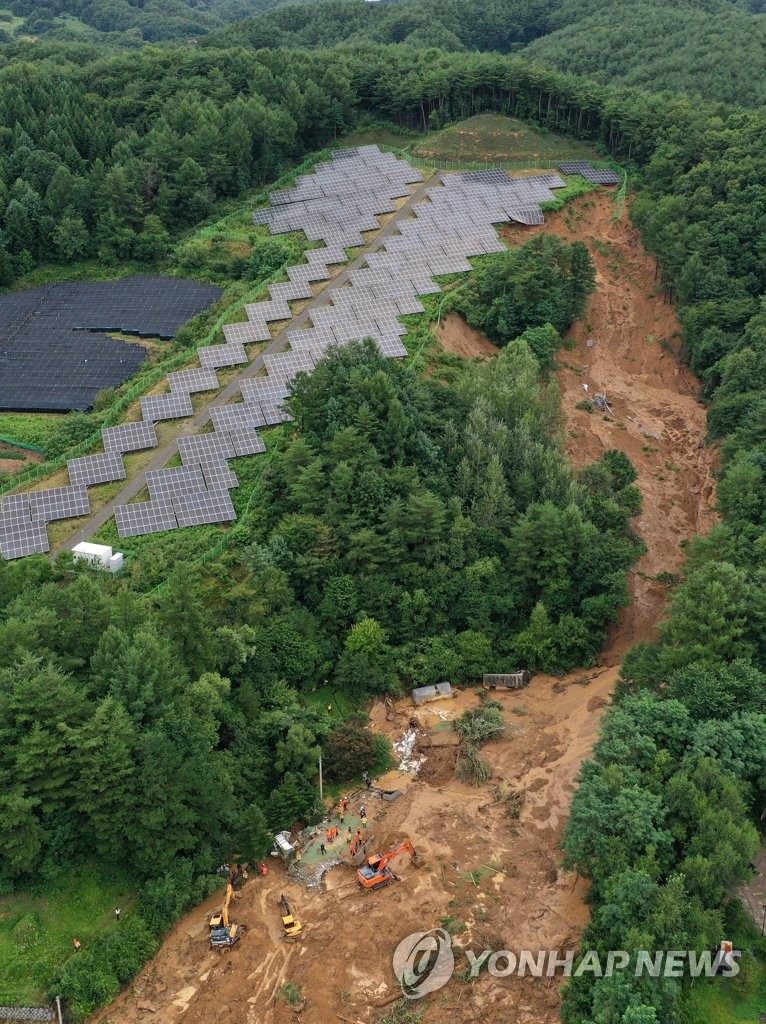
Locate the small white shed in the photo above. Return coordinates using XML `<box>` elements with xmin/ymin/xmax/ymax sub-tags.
<box><xmin>72</xmin><ymin>542</ymin><xmax>123</xmax><ymax>572</ymax></box>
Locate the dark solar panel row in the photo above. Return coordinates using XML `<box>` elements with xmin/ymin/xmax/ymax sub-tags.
<box><xmin>0</xmin><ymin>275</ymin><xmax>223</xmax><ymax>413</ymax></box>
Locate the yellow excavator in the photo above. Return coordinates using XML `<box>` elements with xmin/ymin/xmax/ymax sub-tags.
<box><xmin>357</xmin><ymin>839</ymin><xmax>420</xmax><ymax>891</ymax></box>
<box><xmin>278</xmin><ymin>894</ymin><xmax>303</xmax><ymax>941</ymax></box>
<box><xmin>209</xmin><ymin>883</ymin><xmax>244</xmax><ymax>948</ymax></box>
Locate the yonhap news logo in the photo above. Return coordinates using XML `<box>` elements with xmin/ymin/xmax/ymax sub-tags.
<box><xmin>392</xmin><ymin>932</ymin><xmax>741</xmax><ymax>1000</ymax></box>
<box><xmin>392</xmin><ymin>928</ymin><xmax>455</xmax><ymax>999</ymax></box>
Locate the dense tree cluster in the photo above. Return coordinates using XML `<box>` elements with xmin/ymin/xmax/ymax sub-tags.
<box><xmin>3</xmin><ymin>0</ymin><xmax>299</xmax><ymax>44</ymax></box>
<box><xmin>204</xmin><ymin>0</ymin><xmax>766</xmax><ymax>107</ymax></box>
<box><xmin>0</xmin><ymin>340</ymin><xmax>638</xmax><ymax>897</ymax></box>
<box><xmin>0</xmin><ymin>49</ymin><xmax>356</xmax><ymax>281</ymax></box>
<box><xmin>5</xmin><ymin>39</ymin><xmax>766</xmax><ymax>284</ymax></box>
<box><xmin>448</xmin><ymin>235</ymin><xmax>595</xmax><ymax>361</ymax></box>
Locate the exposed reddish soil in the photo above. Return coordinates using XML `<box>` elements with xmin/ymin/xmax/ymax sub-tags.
<box><xmin>504</xmin><ymin>191</ymin><xmax>718</xmax><ymax>654</ymax></box>
<box><xmin>90</xmin><ymin>675</ymin><xmax>618</xmax><ymax>1024</ymax></box>
<box><xmin>89</xmin><ymin>190</ymin><xmax>716</xmax><ymax>1024</ymax></box>
<box><xmin>0</xmin><ymin>443</ymin><xmax>42</xmax><ymax>475</ymax></box>
<box><xmin>437</xmin><ymin>313</ymin><xmax>500</xmax><ymax>359</ymax></box>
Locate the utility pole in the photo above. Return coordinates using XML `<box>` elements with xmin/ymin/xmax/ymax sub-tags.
<box><xmin>56</xmin><ymin>996</ymin><xmax>63</xmax><ymax>1024</ymax></box>
<box><xmin>318</xmin><ymin>755</ymin><xmax>323</xmax><ymax>804</ymax></box>
<box><xmin>761</xmin><ymin>904</ymin><xmax>766</xmax><ymax>936</ymax></box>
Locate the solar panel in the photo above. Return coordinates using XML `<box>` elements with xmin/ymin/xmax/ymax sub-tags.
<box><xmin>228</xmin><ymin>429</ymin><xmax>267</xmax><ymax>457</ymax></box>
<box><xmin>140</xmin><ymin>392</ymin><xmax>194</xmax><ymax>423</ymax></box>
<box><xmin>0</xmin><ymin>519</ymin><xmax>50</xmax><ymax>559</ymax></box>
<box><xmin>28</xmin><ymin>484</ymin><xmax>90</xmax><ymax>523</ymax></box>
<box><xmin>0</xmin><ymin>276</ymin><xmax>223</xmax><ymax>413</ymax></box>
<box><xmin>102</xmin><ymin>420</ymin><xmax>158</xmax><ymax>453</ymax></box>
<box><xmin>263</xmin><ymin>351</ymin><xmax>316</xmax><ymax>380</ymax></box>
<box><xmin>0</xmin><ymin>491</ymin><xmax>32</xmax><ymax>516</ymax></box>
<box><xmin>167</xmin><ymin>368</ymin><xmax>220</xmax><ymax>394</ymax></box>
<box><xmin>241</xmin><ymin>377</ymin><xmax>290</xmax><ymax>403</ymax></box>
<box><xmin>223</xmin><ymin>320</ymin><xmax>272</xmax><ymax>344</ymax></box>
<box><xmin>67</xmin><ymin>452</ymin><xmax>127</xmax><ymax>487</ymax></box>
<box><xmin>199</xmin><ymin>342</ymin><xmax>248</xmax><ymax>369</ymax></box>
<box><xmin>146</xmin><ymin>466</ymin><xmax>207</xmax><ymax>501</ymax></box>
<box><xmin>584</xmin><ymin>169</ymin><xmax>621</xmax><ymax>185</ymax></box>
<box><xmin>258</xmin><ymin>403</ymin><xmax>294</xmax><ymax>425</ymax></box>
<box><xmin>558</xmin><ymin>161</ymin><xmax>593</xmax><ymax>174</ymax></box>
<box><xmin>172</xmin><ymin>490</ymin><xmax>236</xmax><ymax>527</ymax></box>
<box><xmin>115</xmin><ymin>498</ymin><xmax>178</xmax><ymax>538</ymax></box>
<box><xmin>210</xmin><ymin>404</ymin><xmax>267</xmax><ymax>431</ymax></box>
<box><xmin>177</xmin><ymin>432</ymin><xmax>236</xmax><ymax>465</ymax></box>
<box><xmin>201</xmin><ymin>463</ymin><xmax>239</xmax><ymax>492</ymax></box>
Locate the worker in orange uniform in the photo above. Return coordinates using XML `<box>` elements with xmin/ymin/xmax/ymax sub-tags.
<box><xmin>73</xmin><ymin>937</ymin><xmax>81</xmax><ymax>952</ymax></box>
<box><xmin>260</xmin><ymin>861</ymin><xmax>268</xmax><ymax>876</ymax></box>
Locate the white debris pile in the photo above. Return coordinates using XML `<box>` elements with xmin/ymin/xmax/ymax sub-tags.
<box><xmin>393</xmin><ymin>729</ymin><xmax>424</xmax><ymax>773</ymax></box>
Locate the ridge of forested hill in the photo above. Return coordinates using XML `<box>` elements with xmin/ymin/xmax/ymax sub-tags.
<box><xmin>200</xmin><ymin>0</ymin><xmax>766</xmax><ymax>107</ymax></box>
<box><xmin>5</xmin><ymin>0</ymin><xmax>766</xmax><ymax>107</ymax></box>
<box><xmin>523</xmin><ymin>0</ymin><xmax>766</xmax><ymax>107</ymax></box>
<box><xmin>0</xmin><ymin>0</ymin><xmax>315</xmax><ymax>45</ymax></box>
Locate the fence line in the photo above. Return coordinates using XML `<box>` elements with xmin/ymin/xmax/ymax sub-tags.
<box><xmin>383</xmin><ymin>145</ymin><xmax>621</xmax><ymax>174</ymax></box>
<box><xmin>0</xmin><ymin>436</ymin><xmax>46</xmax><ymax>454</ymax></box>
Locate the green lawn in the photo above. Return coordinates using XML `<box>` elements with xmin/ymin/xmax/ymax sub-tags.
<box><xmin>0</xmin><ymin>868</ymin><xmax>133</xmax><ymax>1004</ymax></box>
<box><xmin>686</xmin><ymin>960</ymin><xmax>766</xmax><ymax>1023</ymax></box>
<box><xmin>686</xmin><ymin>903</ymin><xmax>766</xmax><ymax>1023</ymax></box>
<box><xmin>304</xmin><ymin>684</ymin><xmax>357</xmax><ymax>720</ymax></box>
<box><xmin>411</xmin><ymin>114</ymin><xmax>606</xmax><ymax>166</ymax></box>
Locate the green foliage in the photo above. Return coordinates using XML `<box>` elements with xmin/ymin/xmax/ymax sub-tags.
<box><xmin>448</xmin><ymin>236</ymin><xmax>595</xmax><ymax>348</ymax></box>
<box><xmin>455</xmin><ymin>744</ymin><xmax>493</xmax><ymax>785</ymax></box>
<box><xmin>454</xmin><ymin>704</ymin><xmax>505</xmax><ymax>745</ymax></box>
<box><xmin>278</xmin><ymin>981</ymin><xmax>304</xmax><ymax>1006</ymax></box>
<box><xmin>50</xmin><ymin>914</ymin><xmax>157</xmax><ymax>1021</ymax></box>
<box><xmin>0</xmin><ymin>414</ymin><xmax>64</xmax><ymax>453</ymax></box>
<box><xmin>322</xmin><ymin>719</ymin><xmax>389</xmax><ymax>782</ymax></box>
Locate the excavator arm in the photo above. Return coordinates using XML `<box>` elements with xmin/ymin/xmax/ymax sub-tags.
<box><xmin>209</xmin><ymin>883</ymin><xmax>244</xmax><ymax>948</ymax></box>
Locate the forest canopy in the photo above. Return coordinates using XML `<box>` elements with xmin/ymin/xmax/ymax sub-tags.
<box><xmin>447</xmin><ymin>235</ymin><xmax>596</xmax><ymax>359</ymax></box>
<box><xmin>0</xmin><ymin>338</ymin><xmax>639</xmax><ymax>884</ymax></box>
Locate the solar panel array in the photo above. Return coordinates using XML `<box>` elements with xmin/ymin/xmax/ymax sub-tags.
<box><xmin>558</xmin><ymin>162</ymin><xmax>622</xmax><ymax>185</ymax></box>
<box><xmin>2</xmin><ymin>147</ymin><xmax>580</xmax><ymax>555</ymax></box>
<box><xmin>230</xmin><ymin>165</ymin><xmax>566</xmax><ymax>381</ymax></box>
<box><xmin>0</xmin><ymin>276</ymin><xmax>223</xmax><ymax>412</ymax></box>
<box><xmin>0</xmin><ymin>484</ymin><xmax>90</xmax><ymax>559</ymax></box>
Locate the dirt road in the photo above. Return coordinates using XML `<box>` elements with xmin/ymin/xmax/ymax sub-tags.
<box><xmin>90</xmin><ymin>192</ymin><xmax>715</xmax><ymax>1024</ymax></box>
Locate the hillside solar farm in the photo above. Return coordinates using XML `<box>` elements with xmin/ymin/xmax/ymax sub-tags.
<box><xmin>2</xmin><ymin>10</ymin><xmax>766</xmax><ymax>1020</ymax></box>
<box><xmin>0</xmin><ymin>149</ymin><xmax>616</xmax><ymax>560</ymax></box>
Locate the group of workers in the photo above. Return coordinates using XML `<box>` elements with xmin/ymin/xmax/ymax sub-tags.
<box><xmin>313</xmin><ymin>789</ymin><xmax>373</xmax><ymax>859</ymax></box>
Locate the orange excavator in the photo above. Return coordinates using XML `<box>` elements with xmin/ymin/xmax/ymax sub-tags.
<box><xmin>209</xmin><ymin>883</ymin><xmax>244</xmax><ymax>948</ymax></box>
<box><xmin>357</xmin><ymin>839</ymin><xmax>420</xmax><ymax>891</ymax></box>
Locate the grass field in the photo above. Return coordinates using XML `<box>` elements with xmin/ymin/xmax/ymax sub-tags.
<box><xmin>411</xmin><ymin>114</ymin><xmax>606</xmax><ymax>165</ymax></box>
<box><xmin>0</xmin><ymin>868</ymin><xmax>133</xmax><ymax>1004</ymax></box>
<box><xmin>685</xmin><ymin>903</ymin><xmax>766</xmax><ymax>1024</ymax></box>
<box><xmin>686</xmin><ymin>961</ymin><xmax>766</xmax><ymax>1023</ymax></box>
<box><xmin>0</xmin><ymin>413</ymin><xmax>65</xmax><ymax>452</ymax></box>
